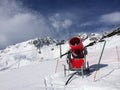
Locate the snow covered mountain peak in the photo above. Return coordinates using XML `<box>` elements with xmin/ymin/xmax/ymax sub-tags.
<box><xmin>77</xmin><ymin>32</ymin><xmax>88</xmax><ymax>41</ymax></box>
<box><xmin>0</xmin><ymin>36</ymin><xmax>61</xmax><ymax>71</ymax></box>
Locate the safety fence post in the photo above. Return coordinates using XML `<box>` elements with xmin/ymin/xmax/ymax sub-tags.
<box><xmin>63</xmin><ymin>64</ymin><xmax>66</xmax><ymax>77</ymax></box>
<box><xmin>116</xmin><ymin>46</ymin><xmax>120</xmax><ymax>62</ymax></box>
<box><xmin>81</xmin><ymin>66</ymin><xmax>84</xmax><ymax>78</ymax></box>
<box><xmin>94</xmin><ymin>40</ymin><xmax>106</xmax><ymax>81</ymax></box>
<box><xmin>44</xmin><ymin>78</ymin><xmax>47</xmax><ymax>90</ymax></box>
<box><xmin>55</xmin><ymin>59</ymin><xmax>59</xmax><ymax>73</ymax></box>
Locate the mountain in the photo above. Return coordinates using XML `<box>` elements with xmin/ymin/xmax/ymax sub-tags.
<box><xmin>0</xmin><ymin>36</ymin><xmax>61</xmax><ymax>71</ymax></box>
<box><xmin>0</xmin><ymin>28</ymin><xmax>120</xmax><ymax>90</ymax></box>
<box><xmin>102</xmin><ymin>27</ymin><xmax>120</xmax><ymax>39</ymax></box>
<box><xmin>0</xmin><ymin>28</ymin><xmax>120</xmax><ymax>71</ymax></box>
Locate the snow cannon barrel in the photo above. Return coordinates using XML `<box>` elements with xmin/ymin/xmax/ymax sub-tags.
<box><xmin>69</xmin><ymin>36</ymin><xmax>84</xmax><ymax>52</ymax></box>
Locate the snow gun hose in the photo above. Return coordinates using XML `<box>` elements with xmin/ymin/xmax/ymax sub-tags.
<box><xmin>94</xmin><ymin>40</ymin><xmax>106</xmax><ymax>81</ymax></box>
<box><xmin>65</xmin><ymin>72</ymin><xmax>78</xmax><ymax>85</ymax></box>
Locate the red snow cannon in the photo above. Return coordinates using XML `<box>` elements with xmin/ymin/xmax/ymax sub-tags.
<box><xmin>69</xmin><ymin>36</ymin><xmax>84</xmax><ymax>53</ymax></box>
<box><xmin>68</xmin><ymin>36</ymin><xmax>84</xmax><ymax>70</ymax></box>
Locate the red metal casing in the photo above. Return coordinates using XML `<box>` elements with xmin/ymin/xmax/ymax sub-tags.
<box><xmin>69</xmin><ymin>58</ymin><xmax>84</xmax><ymax>69</ymax></box>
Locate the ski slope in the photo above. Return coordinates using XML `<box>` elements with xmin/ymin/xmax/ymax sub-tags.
<box><xmin>0</xmin><ymin>35</ymin><xmax>120</xmax><ymax>90</ymax></box>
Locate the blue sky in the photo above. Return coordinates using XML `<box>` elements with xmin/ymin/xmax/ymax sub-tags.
<box><xmin>0</xmin><ymin>0</ymin><xmax>120</xmax><ymax>49</ymax></box>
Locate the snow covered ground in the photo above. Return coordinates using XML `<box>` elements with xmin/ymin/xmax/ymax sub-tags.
<box><xmin>0</xmin><ymin>35</ymin><xmax>120</xmax><ymax>90</ymax></box>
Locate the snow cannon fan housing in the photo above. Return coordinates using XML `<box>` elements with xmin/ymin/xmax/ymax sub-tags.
<box><xmin>69</xmin><ymin>36</ymin><xmax>84</xmax><ymax>53</ymax></box>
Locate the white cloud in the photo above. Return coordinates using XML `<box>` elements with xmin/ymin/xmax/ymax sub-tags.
<box><xmin>0</xmin><ymin>0</ymin><xmax>75</xmax><ymax>49</ymax></box>
<box><xmin>49</xmin><ymin>13</ymin><xmax>73</xmax><ymax>31</ymax></box>
<box><xmin>100</xmin><ymin>12</ymin><xmax>120</xmax><ymax>24</ymax></box>
<box><xmin>62</xmin><ymin>19</ymin><xmax>72</xmax><ymax>29</ymax></box>
<box><xmin>0</xmin><ymin>0</ymin><xmax>54</xmax><ymax>49</ymax></box>
<box><xmin>80</xmin><ymin>22</ymin><xmax>93</xmax><ymax>27</ymax></box>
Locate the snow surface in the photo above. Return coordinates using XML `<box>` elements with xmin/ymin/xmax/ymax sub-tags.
<box><xmin>0</xmin><ymin>35</ymin><xmax>120</xmax><ymax>90</ymax></box>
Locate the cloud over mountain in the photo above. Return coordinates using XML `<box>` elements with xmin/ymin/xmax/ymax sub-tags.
<box><xmin>100</xmin><ymin>12</ymin><xmax>120</xmax><ymax>24</ymax></box>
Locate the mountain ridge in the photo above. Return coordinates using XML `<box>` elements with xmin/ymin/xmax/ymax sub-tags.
<box><xmin>0</xmin><ymin>28</ymin><xmax>120</xmax><ymax>71</ymax></box>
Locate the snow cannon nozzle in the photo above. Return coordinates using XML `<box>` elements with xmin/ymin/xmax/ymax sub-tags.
<box><xmin>69</xmin><ymin>36</ymin><xmax>84</xmax><ymax>52</ymax></box>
